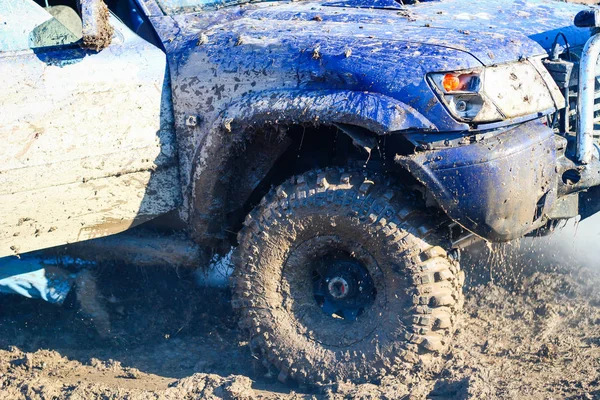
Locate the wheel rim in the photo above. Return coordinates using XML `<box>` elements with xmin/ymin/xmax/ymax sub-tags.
<box><xmin>312</xmin><ymin>253</ymin><xmax>376</xmax><ymax>321</ymax></box>
<box><xmin>282</xmin><ymin>234</ymin><xmax>387</xmax><ymax>347</ymax></box>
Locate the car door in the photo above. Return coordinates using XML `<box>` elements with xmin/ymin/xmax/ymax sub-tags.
<box><xmin>0</xmin><ymin>0</ymin><xmax>181</xmax><ymax>257</ymax></box>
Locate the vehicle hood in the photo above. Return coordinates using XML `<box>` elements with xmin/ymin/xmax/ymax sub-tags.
<box><xmin>149</xmin><ymin>0</ymin><xmax>596</xmax><ymax>136</ymax></box>
<box><xmin>158</xmin><ymin>0</ymin><xmax>595</xmax><ymax>66</ymax></box>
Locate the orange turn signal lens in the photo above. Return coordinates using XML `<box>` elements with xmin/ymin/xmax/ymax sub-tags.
<box><xmin>442</xmin><ymin>74</ymin><xmax>461</xmax><ymax>92</ymax></box>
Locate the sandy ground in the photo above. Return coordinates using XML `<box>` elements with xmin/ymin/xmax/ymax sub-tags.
<box><xmin>1</xmin><ymin>212</ymin><xmax>599</xmax><ymax>399</ymax></box>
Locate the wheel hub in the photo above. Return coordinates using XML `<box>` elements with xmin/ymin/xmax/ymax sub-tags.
<box><xmin>313</xmin><ymin>255</ymin><xmax>376</xmax><ymax>321</ymax></box>
<box><xmin>327</xmin><ymin>276</ymin><xmax>351</xmax><ymax>299</ymax></box>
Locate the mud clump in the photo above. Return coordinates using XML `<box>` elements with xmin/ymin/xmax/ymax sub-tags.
<box><xmin>81</xmin><ymin>0</ymin><xmax>114</xmax><ymax>51</ymax></box>
<box><xmin>167</xmin><ymin>374</ymin><xmax>255</xmax><ymax>399</ymax></box>
<box><xmin>0</xmin><ymin>351</ymin><xmax>256</xmax><ymax>400</ymax></box>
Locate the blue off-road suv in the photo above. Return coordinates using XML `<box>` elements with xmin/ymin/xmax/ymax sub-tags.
<box><xmin>1</xmin><ymin>0</ymin><xmax>599</xmax><ymax>386</ymax></box>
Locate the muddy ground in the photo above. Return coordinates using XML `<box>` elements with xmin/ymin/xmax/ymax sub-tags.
<box><xmin>1</xmin><ymin>223</ymin><xmax>599</xmax><ymax>400</ymax></box>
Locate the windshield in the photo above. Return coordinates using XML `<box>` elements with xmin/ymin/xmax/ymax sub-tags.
<box><xmin>157</xmin><ymin>0</ymin><xmax>277</xmax><ymax>13</ymax></box>
<box><xmin>157</xmin><ymin>0</ymin><xmax>422</xmax><ymax>14</ymax></box>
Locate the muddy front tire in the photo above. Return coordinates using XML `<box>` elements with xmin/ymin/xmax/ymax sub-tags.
<box><xmin>232</xmin><ymin>168</ymin><xmax>464</xmax><ymax>385</ymax></box>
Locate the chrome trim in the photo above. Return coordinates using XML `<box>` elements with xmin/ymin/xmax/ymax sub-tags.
<box><xmin>577</xmin><ymin>33</ymin><xmax>600</xmax><ymax>164</ymax></box>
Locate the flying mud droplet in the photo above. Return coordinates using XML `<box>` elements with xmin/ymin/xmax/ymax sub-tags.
<box><xmin>312</xmin><ymin>45</ymin><xmax>321</xmax><ymax>60</ymax></box>
<box><xmin>75</xmin><ymin>270</ymin><xmax>111</xmax><ymax>338</ymax></box>
<box><xmin>197</xmin><ymin>33</ymin><xmax>209</xmax><ymax>46</ymax></box>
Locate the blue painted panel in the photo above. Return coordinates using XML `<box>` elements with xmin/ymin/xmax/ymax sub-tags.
<box><xmin>398</xmin><ymin>119</ymin><xmax>558</xmax><ymax>241</ymax></box>
<box><xmin>0</xmin><ymin>257</ymin><xmax>75</xmax><ymax>304</ymax></box>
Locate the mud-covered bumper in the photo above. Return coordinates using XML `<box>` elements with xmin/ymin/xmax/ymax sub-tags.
<box><xmin>398</xmin><ymin>119</ymin><xmax>600</xmax><ymax>242</ymax></box>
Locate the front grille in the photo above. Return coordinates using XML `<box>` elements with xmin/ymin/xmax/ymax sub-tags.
<box><xmin>544</xmin><ymin>55</ymin><xmax>600</xmax><ymax>140</ymax></box>
<box><xmin>567</xmin><ymin>78</ymin><xmax>600</xmax><ymax>134</ymax></box>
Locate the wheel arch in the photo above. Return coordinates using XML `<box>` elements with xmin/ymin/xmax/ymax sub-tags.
<box><xmin>188</xmin><ymin>89</ymin><xmax>435</xmax><ymax>248</ymax></box>
<box><xmin>220</xmin><ymin>89</ymin><xmax>437</xmax><ymax>135</ymax></box>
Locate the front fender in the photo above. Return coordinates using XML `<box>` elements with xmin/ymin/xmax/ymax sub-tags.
<box><xmin>220</xmin><ymin>89</ymin><xmax>437</xmax><ymax>134</ymax></box>
<box><xmin>188</xmin><ymin>89</ymin><xmax>436</xmax><ymax>246</ymax></box>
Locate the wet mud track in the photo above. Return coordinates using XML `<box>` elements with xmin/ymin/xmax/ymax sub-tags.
<box><xmin>1</xmin><ymin>240</ymin><xmax>599</xmax><ymax>400</ymax></box>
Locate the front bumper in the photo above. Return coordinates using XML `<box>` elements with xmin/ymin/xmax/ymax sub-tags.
<box><xmin>397</xmin><ymin>119</ymin><xmax>600</xmax><ymax>242</ymax></box>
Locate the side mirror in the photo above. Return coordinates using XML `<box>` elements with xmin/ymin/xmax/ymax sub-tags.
<box><xmin>79</xmin><ymin>0</ymin><xmax>114</xmax><ymax>51</ymax></box>
<box><xmin>575</xmin><ymin>9</ymin><xmax>600</xmax><ymax>28</ymax></box>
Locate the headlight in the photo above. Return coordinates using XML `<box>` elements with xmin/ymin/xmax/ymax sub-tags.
<box><xmin>429</xmin><ymin>61</ymin><xmax>558</xmax><ymax>123</ymax></box>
